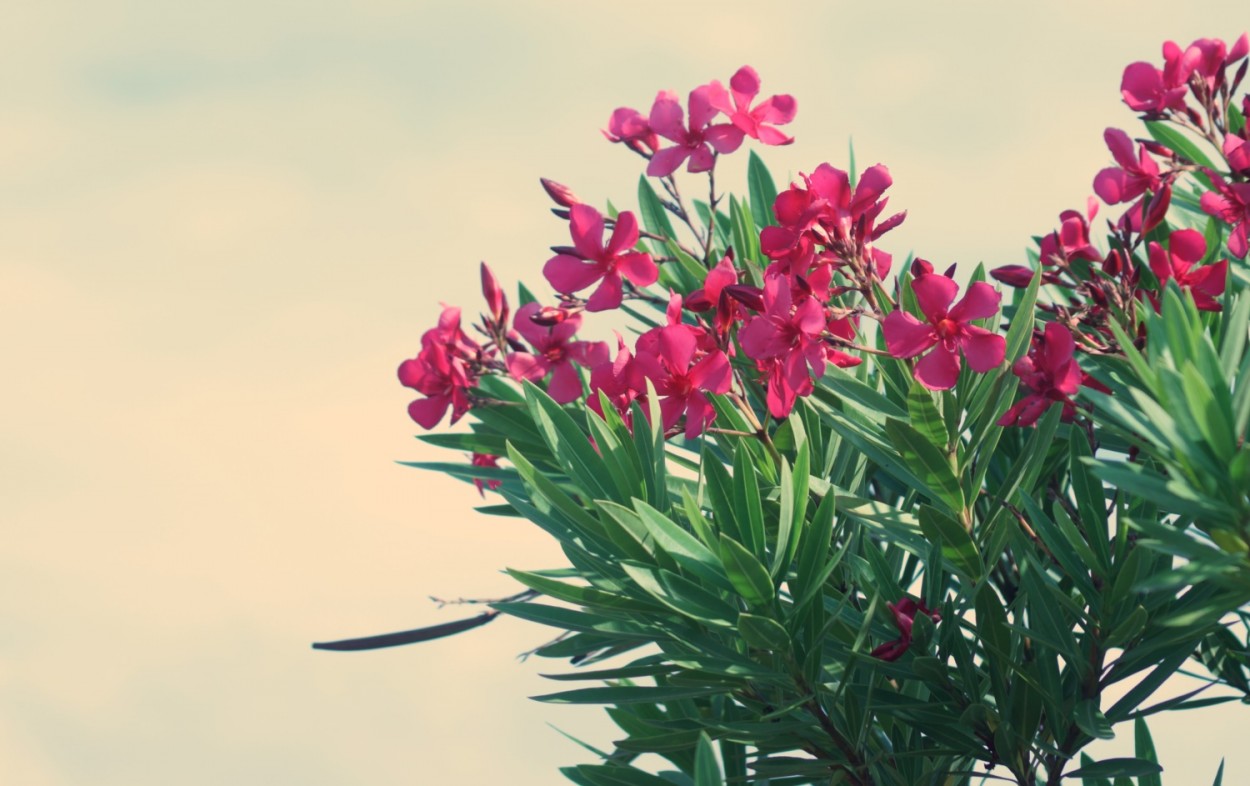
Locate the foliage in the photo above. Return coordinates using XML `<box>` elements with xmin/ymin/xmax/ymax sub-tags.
<box><xmin>321</xmin><ymin>41</ymin><xmax>1250</xmax><ymax>786</ymax></box>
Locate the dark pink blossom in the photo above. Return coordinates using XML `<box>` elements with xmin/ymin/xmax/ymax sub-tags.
<box><xmin>739</xmin><ymin>275</ymin><xmax>829</xmax><ymax>417</ymax></box>
<box><xmin>603</xmin><ymin>107</ymin><xmax>658</xmax><ymax>153</ymax></box>
<box><xmin>1199</xmin><ymin>171</ymin><xmax>1250</xmax><ymax>258</ymax></box>
<box><xmin>883</xmin><ymin>274</ymin><xmax>1005</xmax><ymax>391</ymax></box>
<box><xmin>998</xmin><ymin>323</ymin><xmax>1085</xmax><ymax>427</ymax></box>
<box><xmin>1038</xmin><ymin>201</ymin><xmax>1101</xmax><ymax>267</ymax></box>
<box><xmin>1224</xmin><ymin>133</ymin><xmax>1250</xmax><ymax>176</ymax></box>
<box><xmin>398</xmin><ymin>307</ymin><xmax>479</xmax><ymax>429</ymax></box>
<box><xmin>588</xmin><ymin>334</ymin><xmax>646</xmax><ymax>426</ymax></box>
<box><xmin>470</xmin><ymin>453</ymin><xmax>503</xmax><ymax>496</ymax></box>
<box><xmin>1093</xmin><ymin>128</ymin><xmax>1163</xmax><ymax>204</ymax></box>
<box><xmin>543</xmin><ymin>205</ymin><xmax>658</xmax><ymax>311</ymax></box>
<box><xmin>871</xmin><ymin>597</ymin><xmax>941</xmax><ymax>662</ymax></box>
<box><xmin>709</xmin><ymin>65</ymin><xmax>796</xmax><ymax>146</ymax></box>
<box><xmin>632</xmin><ymin>303</ymin><xmax>732</xmax><ymax>439</ymax></box>
<box><xmin>685</xmin><ymin>254</ymin><xmax>742</xmax><ymax>340</ymax></box>
<box><xmin>646</xmin><ymin>85</ymin><xmax>745</xmax><ymax>177</ymax></box>
<box><xmin>1147</xmin><ymin>229</ymin><xmax>1229</xmax><ymax>311</ymax></box>
<box><xmin>506</xmin><ymin>302</ymin><xmax>609</xmax><ymax>403</ymax></box>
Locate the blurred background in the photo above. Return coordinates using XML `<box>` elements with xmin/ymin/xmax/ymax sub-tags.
<box><xmin>2</xmin><ymin>1</ymin><xmax>1246</xmax><ymax>783</ymax></box>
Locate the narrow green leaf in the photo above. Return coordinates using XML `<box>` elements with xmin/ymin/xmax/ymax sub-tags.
<box><xmin>738</xmin><ymin>613</ymin><xmax>790</xmax><ymax>652</ymax></box>
<box><xmin>747</xmin><ymin>150</ymin><xmax>778</xmax><ymax>229</ymax></box>
<box><xmin>907</xmin><ymin>382</ymin><xmax>948</xmax><ymax>448</ymax></box>
<box><xmin>1064</xmin><ymin>757</ymin><xmax>1163</xmax><ymax>779</ymax></box>
<box><xmin>1135</xmin><ymin>717</ymin><xmax>1163</xmax><ymax>786</ymax></box>
<box><xmin>719</xmin><ymin>534</ymin><xmax>774</xmax><ymax>607</ymax></box>
<box><xmin>918</xmin><ymin>505</ymin><xmax>982</xmax><ymax>579</ymax></box>
<box><xmin>1074</xmin><ymin>699</ymin><xmax>1115</xmax><ymax>740</ymax></box>
<box><xmin>884</xmin><ymin>420</ymin><xmax>964</xmax><ymax>512</ymax></box>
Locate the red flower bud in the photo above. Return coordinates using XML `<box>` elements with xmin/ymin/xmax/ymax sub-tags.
<box><xmin>723</xmin><ymin>284</ymin><xmax>765</xmax><ymax>312</ymax></box>
<box><xmin>990</xmin><ymin>265</ymin><xmax>1035</xmax><ymax>288</ymax></box>
<box><xmin>540</xmin><ymin>178</ymin><xmax>581</xmax><ymax>208</ymax></box>
<box><xmin>480</xmin><ymin>262</ymin><xmax>508</xmax><ymax>327</ymax></box>
<box><xmin>531</xmin><ymin>305</ymin><xmax>572</xmax><ymax>327</ymax></box>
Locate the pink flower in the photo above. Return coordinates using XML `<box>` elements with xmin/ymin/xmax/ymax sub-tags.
<box><xmin>470</xmin><ymin>453</ymin><xmax>503</xmax><ymax>496</ymax></box>
<box><xmin>871</xmin><ymin>597</ymin><xmax>940</xmax><ymax>662</ymax></box>
<box><xmin>708</xmin><ymin>65</ymin><xmax>797</xmax><ymax>146</ymax></box>
<box><xmin>1224</xmin><ymin>133</ymin><xmax>1250</xmax><ymax>176</ymax></box>
<box><xmin>632</xmin><ymin>313</ymin><xmax>732</xmax><ymax>439</ymax></box>
<box><xmin>739</xmin><ymin>275</ymin><xmax>829</xmax><ymax>417</ymax></box>
<box><xmin>505</xmin><ymin>302</ymin><xmax>609</xmax><ymax>403</ymax></box>
<box><xmin>1199</xmin><ymin>171</ymin><xmax>1250</xmax><ymax>258</ymax></box>
<box><xmin>398</xmin><ymin>307</ymin><xmax>479</xmax><ymax>429</ymax></box>
<box><xmin>883</xmin><ymin>274</ymin><xmax>1005</xmax><ymax>391</ymax></box>
<box><xmin>773</xmin><ymin>163</ymin><xmax>905</xmax><ymax>265</ymax></box>
<box><xmin>543</xmin><ymin>205</ymin><xmax>658</xmax><ymax>311</ymax></box>
<box><xmin>588</xmin><ymin>334</ymin><xmax>646</xmax><ymax>426</ymax></box>
<box><xmin>1147</xmin><ymin>228</ymin><xmax>1229</xmax><ymax>312</ymax></box>
<box><xmin>1038</xmin><ymin>201</ymin><xmax>1101</xmax><ymax>267</ymax></box>
<box><xmin>997</xmin><ymin>323</ymin><xmax>1085</xmax><ymax>427</ymax></box>
<box><xmin>603</xmin><ymin>107</ymin><xmax>658</xmax><ymax>154</ymax></box>
<box><xmin>1093</xmin><ymin>128</ymin><xmax>1163</xmax><ymax>205</ymax></box>
<box><xmin>646</xmin><ymin>85</ymin><xmax>745</xmax><ymax>177</ymax></box>
<box><xmin>685</xmin><ymin>254</ymin><xmax>742</xmax><ymax>341</ymax></box>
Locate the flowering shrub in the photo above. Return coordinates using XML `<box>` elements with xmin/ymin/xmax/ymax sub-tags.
<box><xmin>321</xmin><ymin>37</ymin><xmax>1250</xmax><ymax>786</ymax></box>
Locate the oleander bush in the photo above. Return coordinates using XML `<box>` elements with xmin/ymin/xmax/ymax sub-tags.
<box><xmin>320</xmin><ymin>35</ymin><xmax>1250</xmax><ymax>786</ymax></box>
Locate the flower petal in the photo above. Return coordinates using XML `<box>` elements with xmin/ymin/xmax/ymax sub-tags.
<box><xmin>606</xmin><ymin>210</ymin><xmax>640</xmax><ymax>256</ymax></box>
<box><xmin>646</xmin><ymin>145</ymin><xmax>690</xmax><ymax>178</ymax></box>
<box><xmin>648</xmin><ymin>90</ymin><xmax>685</xmax><ymax>141</ymax></box>
<box><xmin>617</xmin><ymin>252</ymin><xmax>658</xmax><ymax>287</ymax></box>
<box><xmin>408</xmin><ymin>395</ymin><xmax>450</xmax><ymax>429</ymax></box>
<box><xmin>960</xmin><ymin>326</ymin><xmax>1006</xmax><ymax>373</ymax></box>
<box><xmin>911</xmin><ymin>274</ymin><xmax>959</xmax><ymax>322</ymax></box>
<box><xmin>883</xmin><ymin>310</ymin><xmax>937</xmax><ymax>359</ymax></box>
<box><xmin>914</xmin><ymin>346</ymin><xmax>961</xmax><ymax>390</ymax></box>
<box><xmin>569</xmin><ymin>204</ymin><xmax>605</xmax><ymax>259</ymax></box>
<box><xmin>585</xmin><ymin>273</ymin><xmax>624</xmax><ymax>312</ymax></box>
<box><xmin>948</xmin><ymin>281</ymin><xmax>1001</xmax><ymax>323</ymax></box>
<box><xmin>547</xmin><ymin>361</ymin><xmax>584</xmax><ymax>403</ymax></box>
<box><xmin>544</xmin><ymin>254</ymin><xmax>602</xmax><ymax>294</ymax></box>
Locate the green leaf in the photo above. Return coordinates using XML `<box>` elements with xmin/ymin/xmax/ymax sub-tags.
<box><xmin>718</xmin><ymin>534</ymin><xmax>774</xmax><ymax>607</ymax></box>
<box><xmin>747</xmin><ymin>150</ymin><xmax>778</xmax><ymax>230</ymax></box>
<box><xmin>1135</xmin><ymin>717</ymin><xmax>1163</xmax><ymax>786</ymax></box>
<box><xmin>637</xmin><ymin>175</ymin><xmax>677</xmax><ymax>247</ymax></box>
<box><xmin>884</xmin><ymin>420</ymin><xmax>965</xmax><ymax>512</ymax></box>
<box><xmin>732</xmin><ymin>443</ymin><xmax>766</xmax><ymax>558</ymax></box>
<box><xmin>1074</xmin><ymin>699</ymin><xmax>1115</xmax><ymax>740</ymax></box>
<box><xmin>907</xmin><ymin>382</ymin><xmax>948</xmax><ymax>449</ymax></box>
<box><xmin>694</xmin><ymin>733</ymin><xmax>724</xmax><ymax>786</ymax></box>
<box><xmin>1004</xmin><ymin>271</ymin><xmax>1041</xmax><ymax>362</ymax></box>
<box><xmin>1064</xmin><ymin>757</ymin><xmax>1163</xmax><ymax>780</ymax></box>
<box><xmin>918</xmin><ymin>504</ymin><xmax>982</xmax><ymax>579</ymax></box>
<box><xmin>533</xmin><ymin>684</ymin><xmax>727</xmax><ymax>705</ymax></box>
<box><xmin>1144</xmin><ymin>120</ymin><xmax>1218</xmax><ymax>171</ymax></box>
<box><xmin>738</xmin><ymin>613</ymin><xmax>790</xmax><ymax>652</ymax></box>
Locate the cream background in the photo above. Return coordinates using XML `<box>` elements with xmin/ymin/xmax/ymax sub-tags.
<box><xmin>2</xmin><ymin>1</ymin><xmax>1245</xmax><ymax>783</ymax></box>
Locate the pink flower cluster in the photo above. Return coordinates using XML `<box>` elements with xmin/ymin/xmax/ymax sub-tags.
<box><xmin>605</xmin><ymin>65</ymin><xmax>796</xmax><ymax>177</ymax></box>
<box><xmin>988</xmin><ymin>32</ymin><xmax>1246</xmax><ymax>425</ymax></box>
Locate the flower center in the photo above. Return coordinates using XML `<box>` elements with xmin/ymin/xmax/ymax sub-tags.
<box><xmin>935</xmin><ymin>318</ymin><xmax>960</xmax><ymax>339</ymax></box>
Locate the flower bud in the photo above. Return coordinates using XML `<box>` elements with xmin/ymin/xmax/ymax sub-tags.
<box><xmin>723</xmin><ymin>284</ymin><xmax>764</xmax><ymax>312</ymax></box>
<box><xmin>480</xmin><ymin>262</ymin><xmax>508</xmax><ymax>327</ymax></box>
<box><xmin>990</xmin><ymin>265</ymin><xmax>1035</xmax><ymax>288</ymax></box>
<box><xmin>540</xmin><ymin>178</ymin><xmax>581</xmax><ymax>208</ymax></box>
<box><xmin>530</xmin><ymin>305</ymin><xmax>572</xmax><ymax>327</ymax></box>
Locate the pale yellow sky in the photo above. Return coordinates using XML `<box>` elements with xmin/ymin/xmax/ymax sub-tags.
<box><xmin>2</xmin><ymin>1</ymin><xmax>1247</xmax><ymax>783</ymax></box>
